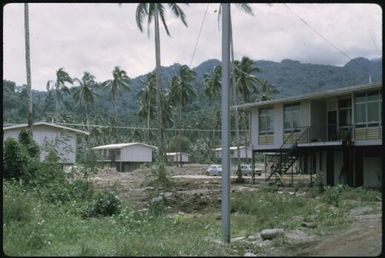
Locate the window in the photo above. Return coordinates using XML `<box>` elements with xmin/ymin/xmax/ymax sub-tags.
<box><xmin>284</xmin><ymin>103</ymin><xmax>300</xmax><ymax>132</ymax></box>
<box><xmin>258</xmin><ymin>107</ymin><xmax>274</xmax><ymax>135</ymax></box>
<box><xmin>354</xmin><ymin>91</ymin><xmax>382</xmax><ymax>127</ymax></box>
<box><xmin>338</xmin><ymin>98</ymin><xmax>352</xmax><ymax>128</ymax></box>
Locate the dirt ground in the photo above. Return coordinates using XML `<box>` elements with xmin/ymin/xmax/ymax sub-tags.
<box><xmin>91</xmin><ymin>163</ymin><xmax>382</xmax><ymax>256</ymax></box>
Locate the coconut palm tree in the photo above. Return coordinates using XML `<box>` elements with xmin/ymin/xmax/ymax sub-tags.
<box><xmin>203</xmin><ymin>65</ymin><xmax>222</xmax><ymax>148</ymax></box>
<box><xmin>169</xmin><ymin>65</ymin><xmax>196</xmax><ymax>166</ymax></box>
<box><xmin>102</xmin><ymin>66</ymin><xmax>131</xmax><ymax>122</ymax></box>
<box><xmin>138</xmin><ymin>72</ymin><xmax>157</xmax><ymax>143</ymax></box>
<box><xmin>24</xmin><ymin>3</ymin><xmax>33</xmax><ymax>132</ymax></box>
<box><xmin>258</xmin><ymin>79</ymin><xmax>279</xmax><ymax>101</ymax></box>
<box><xmin>72</xmin><ymin>72</ymin><xmax>97</xmax><ymax>129</ymax></box>
<box><xmin>216</xmin><ymin>4</ymin><xmax>254</xmax><ymax>182</ymax></box>
<box><xmin>233</xmin><ymin>56</ymin><xmax>260</xmax><ymax>182</ymax></box>
<box><xmin>46</xmin><ymin>68</ymin><xmax>73</xmax><ymax>121</ymax></box>
<box><xmin>136</xmin><ymin>3</ymin><xmax>189</xmax><ymax>175</ymax></box>
<box><xmin>233</xmin><ymin>56</ymin><xmax>260</xmax><ymax>103</ymax></box>
<box><xmin>203</xmin><ymin>65</ymin><xmax>222</xmax><ymax>103</ymax></box>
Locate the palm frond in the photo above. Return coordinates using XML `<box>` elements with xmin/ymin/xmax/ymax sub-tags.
<box><xmin>158</xmin><ymin>4</ymin><xmax>170</xmax><ymax>36</ymax></box>
<box><xmin>235</xmin><ymin>3</ymin><xmax>254</xmax><ymax>16</ymax></box>
<box><xmin>168</xmin><ymin>3</ymin><xmax>188</xmax><ymax>27</ymax></box>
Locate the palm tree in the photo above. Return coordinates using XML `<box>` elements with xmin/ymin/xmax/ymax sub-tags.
<box><xmin>102</xmin><ymin>66</ymin><xmax>131</xmax><ymax>122</ymax></box>
<box><xmin>233</xmin><ymin>56</ymin><xmax>260</xmax><ymax>182</ymax></box>
<box><xmin>216</xmin><ymin>4</ymin><xmax>254</xmax><ymax>182</ymax></box>
<box><xmin>233</xmin><ymin>56</ymin><xmax>260</xmax><ymax>103</ymax></box>
<box><xmin>203</xmin><ymin>65</ymin><xmax>222</xmax><ymax>148</ymax></box>
<box><xmin>203</xmin><ymin>65</ymin><xmax>222</xmax><ymax>103</ymax></box>
<box><xmin>169</xmin><ymin>65</ymin><xmax>196</xmax><ymax>166</ymax></box>
<box><xmin>136</xmin><ymin>3</ymin><xmax>189</xmax><ymax>175</ymax></box>
<box><xmin>24</xmin><ymin>3</ymin><xmax>33</xmax><ymax>132</ymax></box>
<box><xmin>138</xmin><ymin>72</ymin><xmax>157</xmax><ymax>143</ymax></box>
<box><xmin>46</xmin><ymin>68</ymin><xmax>73</xmax><ymax>121</ymax></box>
<box><xmin>72</xmin><ymin>72</ymin><xmax>97</xmax><ymax>129</ymax></box>
<box><xmin>258</xmin><ymin>79</ymin><xmax>279</xmax><ymax>101</ymax></box>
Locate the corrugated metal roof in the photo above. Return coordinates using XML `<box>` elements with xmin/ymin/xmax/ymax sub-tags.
<box><xmin>3</xmin><ymin>122</ymin><xmax>89</xmax><ymax>135</ymax></box>
<box><xmin>166</xmin><ymin>152</ymin><xmax>191</xmax><ymax>156</ymax></box>
<box><xmin>92</xmin><ymin>142</ymin><xmax>157</xmax><ymax>150</ymax></box>
<box><xmin>213</xmin><ymin>146</ymin><xmax>248</xmax><ymax>151</ymax></box>
<box><xmin>234</xmin><ymin>82</ymin><xmax>382</xmax><ymax>110</ymax></box>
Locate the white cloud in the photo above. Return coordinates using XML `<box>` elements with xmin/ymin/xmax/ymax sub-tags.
<box><xmin>3</xmin><ymin>3</ymin><xmax>382</xmax><ymax>91</ymax></box>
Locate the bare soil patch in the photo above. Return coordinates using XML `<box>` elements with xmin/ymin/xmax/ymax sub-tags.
<box><xmin>90</xmin><ymin>164</ymin><xmax>382</xmax><ymax>256</ymax></box>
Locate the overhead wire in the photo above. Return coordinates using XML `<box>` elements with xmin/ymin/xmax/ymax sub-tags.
<box><xmin>283</xmin><ymin>3</ymin><xmax>372</xmax><ymax>72</ymax></box>
<box><xmin>189</xmin><ymin>4</ymin><xmax>210</xmax><ymax>67</ymax></box>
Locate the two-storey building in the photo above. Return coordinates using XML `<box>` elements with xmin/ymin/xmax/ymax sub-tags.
<box><xmin>237</xmin><ymin>83</ymin><xmax>383</xmax><ymax>187</ymax></box>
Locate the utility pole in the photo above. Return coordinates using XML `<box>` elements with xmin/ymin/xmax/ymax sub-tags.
<box><xmin>221</xmin><ymin>3</ymin><xmax>231</xmax><ymax>244</ymax></box>
<box><xmin>24</xmin><ymin>3</ymin><xmax>33</xmax><ymax>133</ymax></box>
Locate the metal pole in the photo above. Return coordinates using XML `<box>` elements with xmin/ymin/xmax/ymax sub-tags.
<box><xmin>221</xmin><ymin>3</ymin><xmax>231</xmax><ymax>244</ymax></box>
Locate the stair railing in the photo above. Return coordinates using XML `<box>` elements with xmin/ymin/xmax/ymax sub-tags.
<box><xmin>266</xmin><ymin>126</ymin><xmax>310</xmax><ymax>181</ymax></box>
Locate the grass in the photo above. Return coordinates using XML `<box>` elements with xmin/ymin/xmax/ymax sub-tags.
<box><xmin>3</xmin><ymin>179</ymin><xmax>382</xmax><ymax>256</ymax></box>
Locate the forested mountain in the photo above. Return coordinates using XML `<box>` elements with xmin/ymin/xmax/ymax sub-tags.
<box><xmin>3</xmin><ymin>56</ymin><xmax>382</xmax><ymax>138</ymax></box>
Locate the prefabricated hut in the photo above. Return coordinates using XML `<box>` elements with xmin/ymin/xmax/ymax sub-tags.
<box><xmin>3</xmin><ymin>122</ymin><xmax>89</xmax><ymax>164</ymax></box>
<box><xmin>213</xmin><ymin>146</ymin><xmax>252</xmax><ymax>161</ymax></box>
<box><xmin>166</xmin><ymin>152</ymin><xmax>190</xmax><ymax>164</ymax></box>
<box><xmin>92</xmin><ymin>142</ymin><xmax>157</xmax><ymax>172</ymax></box>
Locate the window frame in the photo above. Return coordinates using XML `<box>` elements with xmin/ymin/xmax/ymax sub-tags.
<box><xmin>354</xmin><ymin>90</ymin><xmax>382</xmax><ymax>128</ymax></box>
<box><xmin>258</xmin><ymin>107</ymin><xmax>274</xmax><ymax>135</ymax></box>
<box><xmin>283</xmin><ymin>103</ymin><xmax>301</xmax><ymax>133</ymax></box>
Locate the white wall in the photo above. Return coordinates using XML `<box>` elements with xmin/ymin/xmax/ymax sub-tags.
<box><xmin>3</xmin><ymin>125</ymin><xmax>77</xmax><ymax>164</ymax></box>
<box><xmin>168</xmin><ymin>153</ymin><xmax>189</xmax><ymax>162</ymax></box>
<box><xmin>120</xmin><ymin>144</ymin><xmax>153</xmax><ymax>162</ymax></box>
<box><xmin>363</xmin><ymin>157</ymin><xmax>382</xmax><ymax>187</ymax></box>
<box><xmin>250</xmin><ymin>107</ymin><xmax>258</xmax><ymax>149</ymax></box>
<box><xmin>274</xmin><ymin>103</ymin><xmax>284</xmax><ymax>148</ymax></box>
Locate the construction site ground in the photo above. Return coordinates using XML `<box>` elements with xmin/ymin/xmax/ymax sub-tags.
<box><xmin>91</xmin><ymin>163</ymin><xmax>382</xmax><ymax>256</ymax></box>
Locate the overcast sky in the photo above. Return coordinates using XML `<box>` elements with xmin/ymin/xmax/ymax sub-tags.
<box><xmin>3</xmin><ymin>3</ymin><xmax>382</xmax><ymax>91</ymax></box>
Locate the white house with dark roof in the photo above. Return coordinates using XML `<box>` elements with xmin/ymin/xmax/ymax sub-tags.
<box><xmin>166</xmin><ymin>152</ymin><xmax>190</xmax><ymax>164</ymax></box>
<box><xmin>236</xmin><ymin>82</ymin><xmax>383</xmax><ymax>187</ymax></box>
<box><xmin>92</xmin><ymin>142</ymin><xmax>157</xmax><ymax>172</ymax></box>
<box><xmin>3</xmin><ymin>122</ymin><xmax>89</xmax><ymax>164</ymax></box>
<box><xmin>213</xmin><ymin>146</ymin><xmax>252</xmax><ymax>160</ymax></box>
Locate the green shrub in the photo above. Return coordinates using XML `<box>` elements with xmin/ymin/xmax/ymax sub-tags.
<box><xmin>82</xmin><ymin>192</ymin><xmax>121</xmax><ymax>217</ymax></box>
<box><xmin>322</xmin><ymin>185</ymin><xmax>343</xmax><ymax>207</ymax></box>
<box><xmin>3</xmin><ymin>138</ymin><xmax>30</xmax><ymax>179</ymax></box>
<box><xmin>3</xmin><ymin>182</ymin><xmax>34</xmax><ymax>224</ymax></box>
<box><xmin>18</xmin><ymin>129</ymin><xmax>40</xmax><ymax>159</ymax></box>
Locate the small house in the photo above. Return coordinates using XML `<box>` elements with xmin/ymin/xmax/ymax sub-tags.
<box><xmin>92</xmin><ymin>142</ymin><xmax>157</xmax><ymax>172</ymax></box>
<box><xmin>236</xmin><ymin>82</ymin><xmax>383</xmax><ymax>187</ymax></box>
<box><xmin>166</xmin><ymin>152</ymin><xmax>190</xmax><ymax>165</ymax></box>
<box><xmin>3</xmin><ymin>122</ymin><xmax>89</xmax><ymax>164</ymax></box>
<box><xmin>213</xmin><ymin>146</ymin><xmax>252</xmax><ymax>161</ymax></box>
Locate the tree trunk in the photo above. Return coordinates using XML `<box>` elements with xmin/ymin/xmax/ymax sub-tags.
<box><xmin>154</xmin><ymin>5</ymin><xmax>165</xmax><ymax>176</ymax></box>
<box><xmin>114</xmin><ymin>95</ymin><xmax>118</xmax><ymax>123</ymax></box>
<box><xmin>179</xmin><ymin>94</ymin><xmax>183</xmax><ymax>167</ymax></box>
<box><xmin>229</xmin><ymin>11</ymin><xmax>242</xmax><ymax>182</ymax></box>
<box><xmin>146</xmin><ymin>102</ymin><xmax>150</xmax><ymax>143</ymax></box>
<box><xmin>54</xmin><ymin>89</ymin><xmax>58</xmax><ymax>122</ymax></box>
<box><xmin>24</xmin><ymin>3</ymin><xmax>33</xmax><ymax>133</ymax></box>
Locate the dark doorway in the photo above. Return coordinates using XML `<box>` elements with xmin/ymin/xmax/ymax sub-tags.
<box><xmin>354</xmin><ymin>150</ymin><xmax>363</xmax><ymax>187</ymax></box>
<box><xmin>326</xmin><ymin>150</ymin><xmax>334</xmax><ymax>185</ymax></box>
<box><xmin>328</xmin><ymin>111</ymin><xmax>337</xmax><ymax>141</ymax></box>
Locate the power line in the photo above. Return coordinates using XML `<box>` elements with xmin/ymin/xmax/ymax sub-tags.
<box><xmin>284</xmin><ymin>4</ymin><xmax>355</xmax><ymax>63</ymax></box>
<box><xmin>52</xmin><ymin>122</ymin><xmax>248</xmax><ymax>133</ymax></box>
<box><xmin>189</xmin><ymin>4</ymin><xmax>209</xmax><ymax>67</ymax></box>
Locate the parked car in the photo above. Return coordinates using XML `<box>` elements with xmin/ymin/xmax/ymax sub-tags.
<box><xmin>239</xmin><ymin>164</ymin><xmax>262</xmax><ymax>176</ymax></box>
<box><xmin>206</xmin><ymin>164</ymin><xmax>222</xmax><ymax>176</ymax></box>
